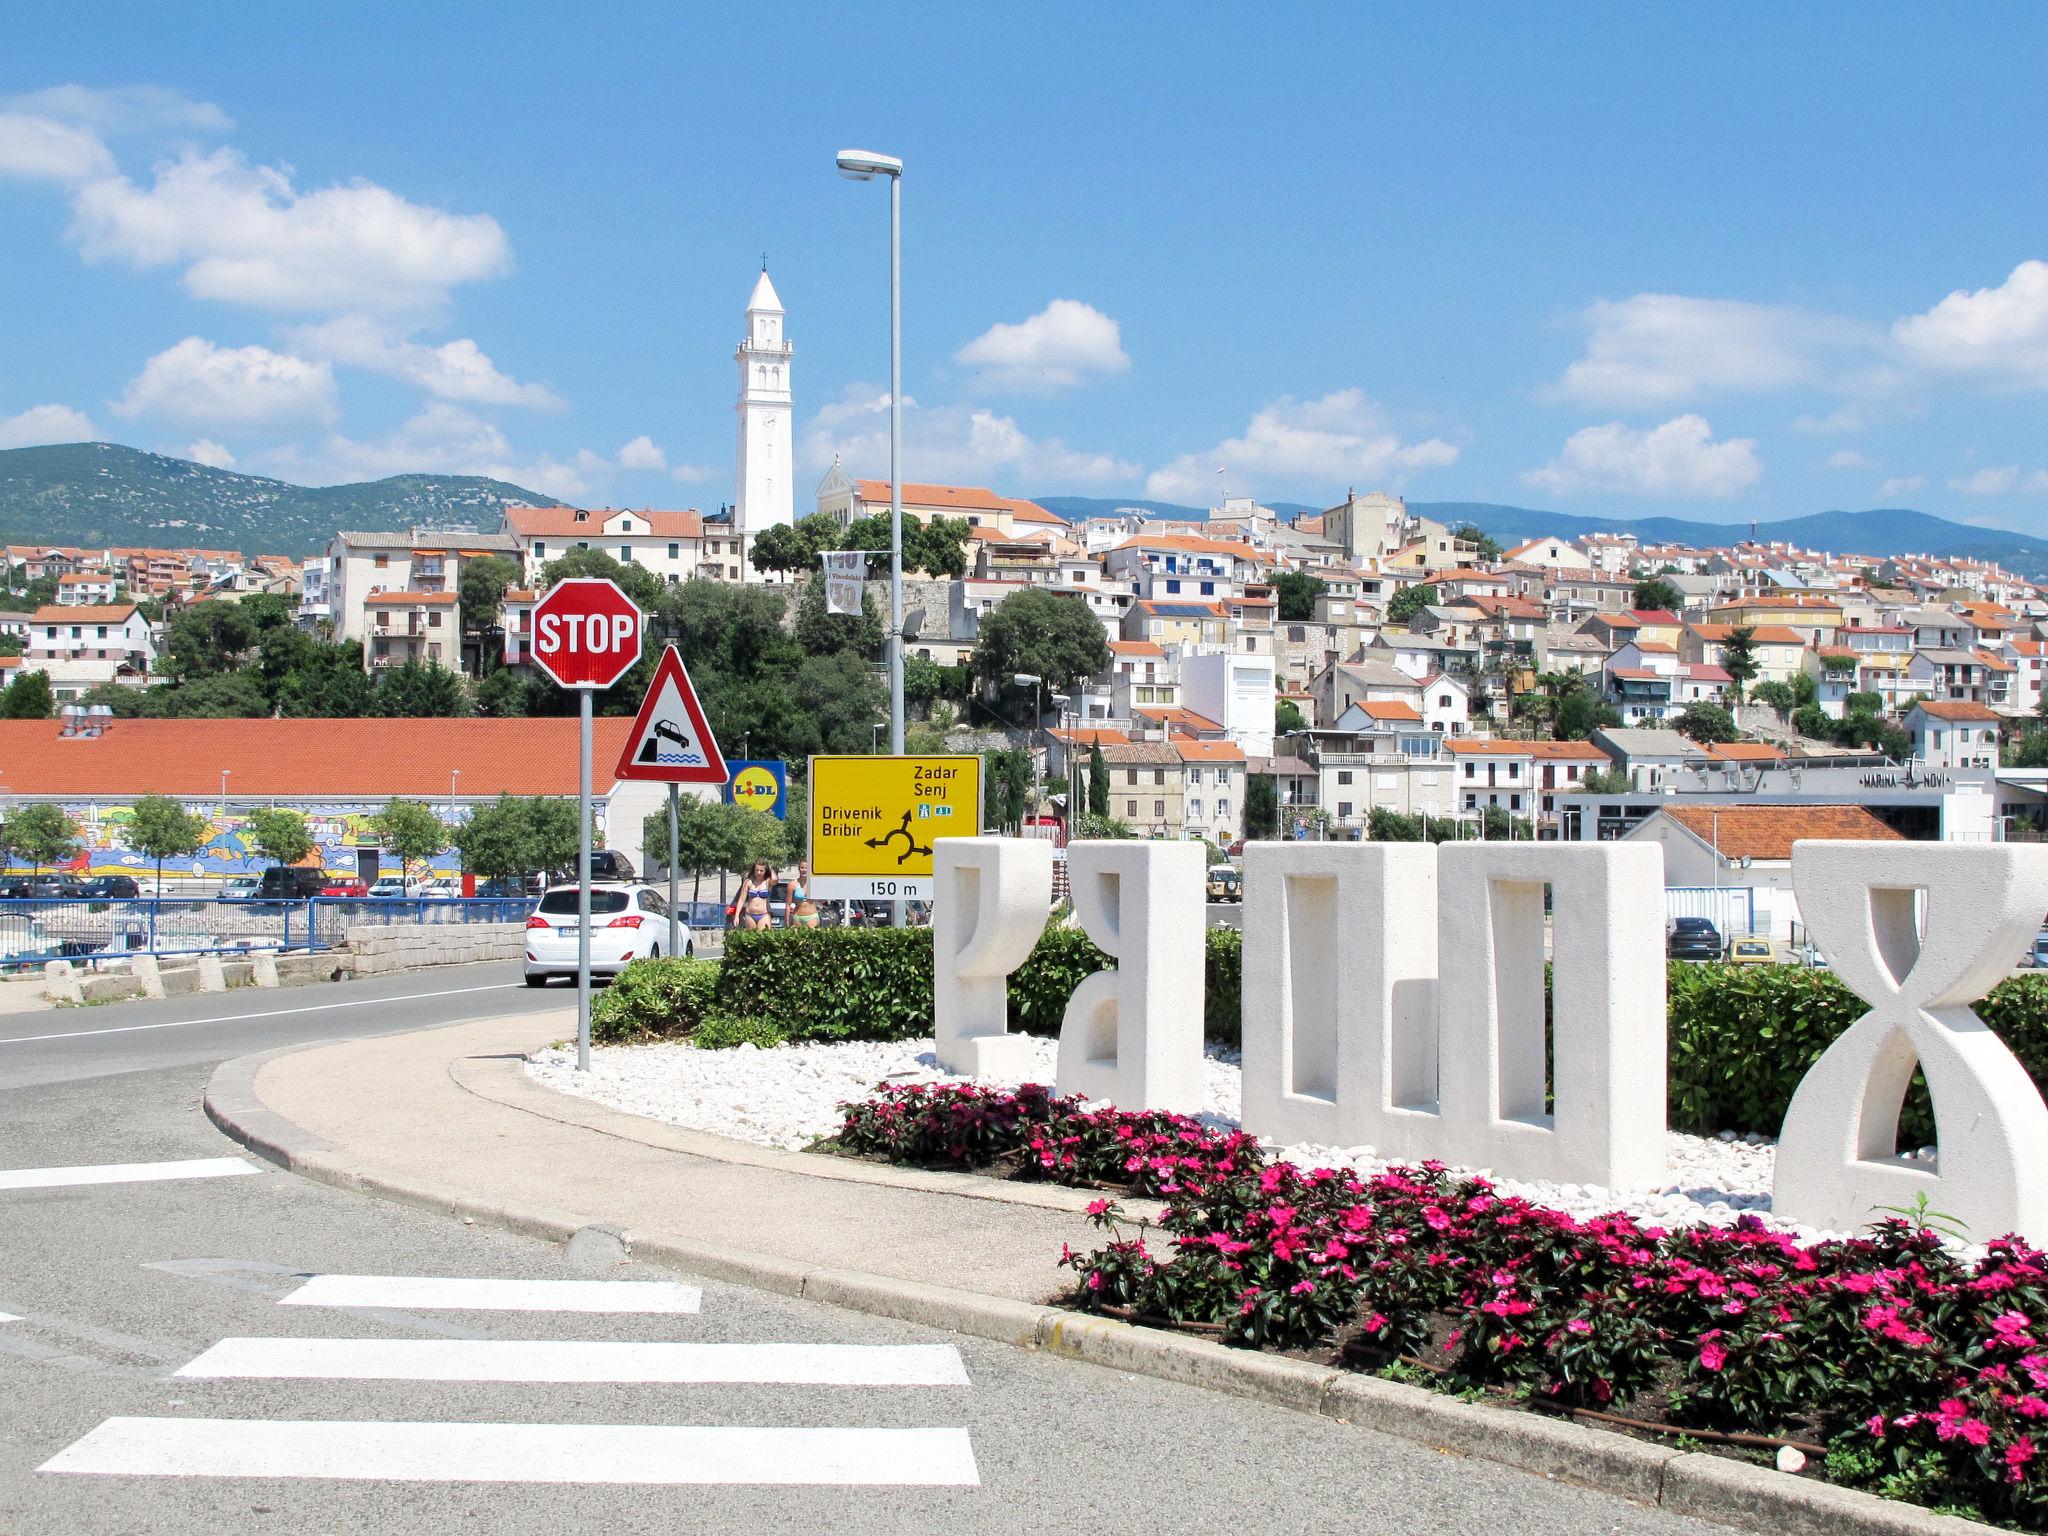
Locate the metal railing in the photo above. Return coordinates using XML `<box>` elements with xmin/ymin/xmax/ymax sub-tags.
<box><xmin>0</xmin><ymin>896</ymin><xmax>537</xmax><ymax>969</ymax></box>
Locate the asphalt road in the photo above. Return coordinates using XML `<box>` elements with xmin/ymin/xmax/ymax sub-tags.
<box><xmin>0</xmin><ymin>964</ymin><xmax>1733</xmax><ymax>1534</ymax></box>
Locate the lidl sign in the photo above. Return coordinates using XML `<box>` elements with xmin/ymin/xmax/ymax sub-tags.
<box><xmin>726</xmin><ymin>759</ymin><xmax>788</xmax><ymax>819</ymax></box>
<box><xmin>807</xmin><ymin>754</ymin><xmax>982</xmax><ymax>900</ymax></box>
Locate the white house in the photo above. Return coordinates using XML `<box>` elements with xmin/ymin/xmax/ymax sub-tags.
<box><xmin>1906</xmin><ymin>699</ymin><xmax>2000</xmax><ymax>770</ymax></box>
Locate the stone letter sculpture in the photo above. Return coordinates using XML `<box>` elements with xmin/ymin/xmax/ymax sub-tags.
<box><xmin>1433</xmin><ymin>843</ymin><xmax>1667</xmax><ymax>1189</ymax></box>
<box><xmin>1055</xmin><ymin>839</ymin><xmax>1206</xmax><ymax>1114</ymax></box>
<box><xmin>1239</xmin><ymin>842</ymin><xmax>1440</xmax><ymax>1151</ymax></box>
<box><xmin>932</xmin><ymin>836</ymin><xmax>1052</xmax><ymax>1077</ymax></box>
<box><xmin>1774</xmin><ymin>841</ymin><xmax>2048</xmax><ymax>1244</ymax></box>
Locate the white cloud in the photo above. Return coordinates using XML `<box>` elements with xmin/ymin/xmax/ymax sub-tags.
<box><xmin>265</xmin><ymin>402</ymin><xmax>603</xmax><ymax>501</ymax></box>
<box><xmin>287</xmin><ymin>315</ymin><xmax>559</xmax><ymax>407</ymax></box>
<box><xmin>1522</xmin><ymin>414</ymin><xmax>1760</xmax><ymax>499</ymax></box>
<box><xmin>0</xmin><ymin>403</ymin><xmax>96</xmax><ymax>448</ymax></box>
<box><xmin>801</xmin><ymin>385</ymin><xmax>1138</xmax><ymax>489</ymax></box>
<box><xmin>184</xmin><ymin>438</ymin><xmax>235</xmax><ymax>469</ymax></box>
<box><xmin>1145</xmin><ymin>389</ymin><xmax>1456</xmax><ymax>504</ymax></box>
<box><xmin>1546</xmin><ymin>294</ymin><xmax>1871</xmax><ymax>407</ymax></box>
<box><xmin>0</xmin><ymin>112</ymin><xmax>114</xmax><ymax>182</ymax></box>
<box><xmin>670</xmin><ymin>463</ymin><xmax>713</xmax><ymax>484</ymax></box>
<box><xmin>1894</xmin><ymin>260</ymin><xmax>2048</xmax><ymax>388</ymax></box>
<box><xmin>1791</xmin><ymin>405</ymin><xmax>1872</xmax><ymax>435</ymax></box>
<box><xmin>3</xmin><ymin>85</ymin><xmax>231</xmax><ymax>137</ymax></box>
<box><xmin>70</xmin><ymin>146</ymin><xmax>511</xmax><ymax>314</ymax></box>
<box><xmin>1949</xmin><ymin>466</ymin><xmax>2020</xmax><ymax>496</ymax></box>
<box><xmin>1825</xmin><ymin>449</ymin><xmax>1867</xmax><ymax>470</ymax></box>
<box><xmin>114</xmin><ymin>336</ymin><xmax>337</xmax><ymax>431</ymax></box>
<box><xmin>616</xmin><ymin>434</ymin><xmax>667</xmax><ymax>472</ymax></box>
<box><xmin>954</xmin><ymin>299</ymin><xmax>1131</xmax><ymax>392</ymax></box>
<box><xmin>1876</xmin><ymin>475</ymin><xmax>1925</xmax><ymax>499</ymax></box>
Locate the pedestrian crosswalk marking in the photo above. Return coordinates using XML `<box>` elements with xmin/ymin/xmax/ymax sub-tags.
<box><xmin>178</xmin><ymin>1337</ymin><xmax>972</xmax><ymax>1386</ymax></box>
<box><xmin>279</xmin><ymin>1274</ymin><xmax>703</xmax><ymax>1314</ymax></box>
<box><xmin>39</xmin><ymin>1418</ymin><xmax>982</xmax><ymax>1486</ymax></box>
<box><xmin>0</xmin><ymin>1157</ymin><xmax>259</xmax><ymax>1192</ymax></box>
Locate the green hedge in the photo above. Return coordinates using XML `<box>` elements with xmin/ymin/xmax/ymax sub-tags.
<box><xmin>589</xmin><ymin>956</ymin><xmax>721</xmax><ymax>1042</ymax></box>
<box><xmin>716</xmin><ymin>927</ymin><xmax>936</xmax><ymax>1042</ymax></box>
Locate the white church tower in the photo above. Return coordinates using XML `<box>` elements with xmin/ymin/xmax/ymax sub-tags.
<box><xmin>735</xmin><ymin>266</ymin><xmax>794</xmax><ymax>568</ymax></box>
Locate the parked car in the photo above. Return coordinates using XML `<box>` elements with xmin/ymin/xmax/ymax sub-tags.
<box><xmin>320</xmin><ymin>878</ymin><xmax>370</xmax><ymax>898</ymax></box>
<box><xmin>1666</xmin><ymin>917</ymin><xmax>1724</xmax><ymax>961</ymax></box>
<box><xmin>1726</xmin><ymin>936</ymin><xmax>1777</xmax><ymax>966</ymax></box>
<box><xmin>73</xmin><ymin>875</ymin><xmax>141</xmax><ymax>900</ymax></box>
<box><xmin>368</xmin><ymin>877</ymin><xmax>420</xmax><ymax>898</ymax></box>
<box><xmin>418</xmin><ymin>877</ymin><xmax>463</xmax><ymax>899</ymax></box>
<box><xmin>256</xmin><ymin>866</ymin><xmax>329</xmax><ymax>901</ymax></box>
<box><xmin>1206</xmin><ymin>866</ymin><xmax>1243</xmax><ymax>903</ymax></box>
<box><xmin>523</xmin><ymin>883</ymin><xmax>685</xmax><ymax>984</ymax></box>
<box><xmin>2032</xmin><ymin>930</ymin><xmax>2048</xmax><ymax>969</ymax></box>
<box><xmin>217</xmin><ymin>875</ymin><xmax>261</xmax><ymax>903</ymax></box>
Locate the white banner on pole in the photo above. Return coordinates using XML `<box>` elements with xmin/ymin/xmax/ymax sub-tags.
<box><xmin>823</xmin><ymin>550</ymin><xmax>867</xmax><ymax>616</ymax></box>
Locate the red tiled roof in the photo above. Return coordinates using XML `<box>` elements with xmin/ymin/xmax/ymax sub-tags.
<box><xmin>1655</xmin><ymin>804</ymin><xmax>1902</xmax><ymax>860</ymax></box>
<box><xmin>1134</xmin><ymin>706</ymin><xmax>1224</xmax><ymax>732</ymax></box>
<box><xmin>1107</xmin><ymin>640</ymin><xmax>1165</xmax><ymax>656</ymax></box>
<box><xmin>31</xmin><ymin>604</ymin><xmax>139</xmax><ymax>624</ymax></box>
<box><xmin>365</xmin><ymin>590</ymin><xmax>458</xmax><ymax>606</ymax></box>
<box><xmin>1172</xmin><ymin>736</ymin><xmax>1246</xmax><ymax>762</ymax></box>
<box><xmin>1355</xmin><ymin>700</ymin><xmax>1423</xmax><ymax>722</ymax></box>
<box><xmin>1445</xmin><ymin>739</ymin><xmax>1535</xmax><ymax>756</ymax></box>
<box><xmin>1913</xmin><ymin>699</ymin><xmax>2000</xmax><ymax>722</ymax></box>
<box><xmin>0</xmin><ymin>718</ymin><xmax>642</xmax><ymax>798</ymax></box>
<box><xmin>506</xmin><ymin>505</ymin><xmax>704</xmax><ymax>538</ymax></box>
<box><xmin>853</xmin><ymin>480</ymin><xmax>1010</xmax><ymax>513</ymax></box>
<box><xmin>1704</xmin><ymin>742</ymin><xmax>1786</xmax><ymax>762</ymax></box>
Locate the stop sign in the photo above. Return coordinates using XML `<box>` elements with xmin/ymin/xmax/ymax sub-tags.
<box><xmin>530</xmin><ymin>578</ymin><xmax>644</xmax><ymax>689</ymax></box>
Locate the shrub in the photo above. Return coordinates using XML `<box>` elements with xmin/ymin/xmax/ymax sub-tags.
<box><xmin>590</xmin><ymin>956</ymin><xmax>721</xmax><ymax>1042</ymax></box>
<box><xmin>1204</xmin><ymin>927</ymin><xmax>1242</xmax><ymax>1048</ymax></box>
<box><xmin>692</xmin><ymin>1013</ymin><xmax>787</xmax><ymax>1051</ymax></box>
<box><xmin>1008</xmin><ymin>923</ymin><xmax>1109</xmax><ymax>1035</ymax></box>
<box><xmin>717</xmin><ymin>926</ymin><xmax>934</xmax><ymax>1042</ymax></box>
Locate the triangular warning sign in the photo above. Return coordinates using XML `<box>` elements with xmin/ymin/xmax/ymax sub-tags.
<box><xmin>613</xmin><ymin>645</ymin><xmax>729</xmax><ymax>785</ymax></box>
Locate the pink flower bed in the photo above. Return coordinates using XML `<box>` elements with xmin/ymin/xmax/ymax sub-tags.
<box><xmin>835</xmin><ymin>1081</ymin><xmax>2048</xmax><ymax>1527</ymax></box>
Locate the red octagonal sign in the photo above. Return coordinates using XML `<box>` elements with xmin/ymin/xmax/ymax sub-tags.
<box><xmin>530</xmin><ymin>577</ymin><xmax>644</xmax><ymax>689</ymax></box>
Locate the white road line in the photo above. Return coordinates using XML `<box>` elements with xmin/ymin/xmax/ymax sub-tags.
<box><xmin>280</xmin><ymin>1275</ymin><xmax>702</xmax><ymax>1314</ymax></box>
<box><xmin>40</xmin><ymin>1418</ymin><xmax>981</xmax><ymax>1485</ymax></box>
<box><xmin>0</xmin><ymin>981</ymin><xmax>521</xmax><ymax>1047</ymax></box>
<box><xmin>178</xmin><ymin>1337</ymin><xmax>970</xmax><ymax>1386</ymax></box>
<box><xmin>0</xmin><ymin>1313</ymin><xmax>18</xmax><ymax>1323</ymax></box>
<box><xmin>0</xmin><ymin>1157</ymin><xmax>259</xmax><ymax>1192</ymax></box>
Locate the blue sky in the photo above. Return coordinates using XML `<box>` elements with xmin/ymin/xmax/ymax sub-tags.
<box><xmin>2</xmin><ymin>3</ymin><xmax>2046</xmax><ymax>530</ymax></box>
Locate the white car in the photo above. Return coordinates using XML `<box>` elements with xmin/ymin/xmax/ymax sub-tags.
<box><xmin>368</xmin><ymin>877</ymin><xmax>419</xmax><ymax>898</ymax></box>
<box><xmin>523</xmin><ymin>883</ymin><xmax>690</xmax><ymax>985</ymax></box>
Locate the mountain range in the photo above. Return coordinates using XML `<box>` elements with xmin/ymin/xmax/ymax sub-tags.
<box><xmin>1032</xmin><ymin>495</ymin><xmax>2048</xmax><ymax>580</ymax></box>
<box><xmin>3</xmin><ymin>443</ymin><xmax>2045</xmax><ymax>580</ymax></box>
<box><xmin>0</xmin><ymin>442</ymin><xmax>550</xmax><ymax>554</ymax></box>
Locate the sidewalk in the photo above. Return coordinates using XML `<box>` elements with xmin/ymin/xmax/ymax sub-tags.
<box><xmin>206</xmin><ymin>1016</ymin><xmax>1988</xmax><ymax>1536</ymax></box>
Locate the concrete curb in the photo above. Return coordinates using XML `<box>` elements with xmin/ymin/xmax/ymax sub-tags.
<box><xmin>203</xmin><ymin>1042</ymin><xmax>1999</xmax><ymax>1536</ymax></box>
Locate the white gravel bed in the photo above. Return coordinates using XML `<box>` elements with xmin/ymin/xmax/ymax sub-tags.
<box><xmin>526</xmin><ymin>1035</ymin><xmax>1909</xmax><ymax>1245</ymax></box>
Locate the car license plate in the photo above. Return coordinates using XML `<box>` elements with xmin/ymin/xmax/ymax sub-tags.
<box><xmin>558</xmin><ymin>926</ymin><xmax>577</xmax><ymax>938</ymax></box>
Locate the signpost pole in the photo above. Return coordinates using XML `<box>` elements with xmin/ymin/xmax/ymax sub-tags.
<box><xmin>577</xmin><ymin>684</ymin><xmax>593</xmax><ymax>1073</ymax></box>
<box><xmin>666</xmin><ymin>782</ymin><xmax>681</xmax><ymax>960</ymax></box>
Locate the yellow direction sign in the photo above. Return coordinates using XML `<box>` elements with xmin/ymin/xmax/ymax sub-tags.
<box><xmin>807</xmin><ymin>754</ymin><xmax>983</xmax><ymax>900</ymax></box>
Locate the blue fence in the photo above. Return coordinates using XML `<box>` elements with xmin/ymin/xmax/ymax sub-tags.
<box><xmin>0</xmin><ymin>896</ymin><xmax>538</xmax><ymax>969</ymax></box>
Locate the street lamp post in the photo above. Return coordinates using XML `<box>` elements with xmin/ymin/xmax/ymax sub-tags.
<box><xmin>1014</xmin><ymin>672</ymin><xmax>1044</xmax><ymax>824</ymax></box>
<box><xmin>838</xmin><ymin>146</ymin><xmax>907</xmax><ymax>923</ymax></box>
<box><xmin>448</xmin><ymin>769</ymin><xmax>460</xmax><ymax>896</ymax></box>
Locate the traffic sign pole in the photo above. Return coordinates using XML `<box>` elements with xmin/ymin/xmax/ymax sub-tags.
<box><xmin>577</xmin><ymin>685</ymin><xmax>593</xmax><ymax>1073</ymax></box>
<box><xmin>667</xmin><ymin>783</ymin><xmax>681</xmax><ymax>960</ymax></box>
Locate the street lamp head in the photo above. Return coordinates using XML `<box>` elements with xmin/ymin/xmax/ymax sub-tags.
<box><xmin>835</xmin><ymin>148</ymin><xmax>903</xmax><ymax>181</ymax></box>
<box><xmin>1013</xmin><ymin>673</ymin><xmax>1041</xmax><ymax>687</ymax></box>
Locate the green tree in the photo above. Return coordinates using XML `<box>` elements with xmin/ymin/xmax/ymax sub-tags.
<box><xmin>750</xmin><ymin>512</ymin><xmax>847</xmax><ymax>577</ymax></box>
<box><xmin>458</xmin><ymin>554</ymin><xmax>521</xmax><ymax>641</ymax></box>
<box><xmin>1554</xmin><ymin>690</ymin><xmax>1620</xmax><ymax>741</ymax></box>
<box><xmin>247</xmin><ymin>807</ymin><xmax>314</xmax><ymax>869</ymax></box>
<box><xmin>539</xmin><ymin>546</ymin><xmax>664</xmax><ymax>611</ymax></box>
<box><xmin>983</xmin><ymin>747</ymin><xmax>1033</xmax><ymax>832</ymax></box>
<box><xmin>903</xmin><ymin>653</ymin><xmax>943</xmax><ymax>709</ymax></box>
<box><xmin>1450</xmin><ymin>523</ymin><xmax>1502</xmax><ymax>561</ymax></box>
<box><xmin>0</xmin><ymin>634</ymin><xmax>21</xmax><ymax>657</ymax></box>
<box><xmin>77</xmin><ymin>681</ymin><xmax>150</xmax><ymax>718</ymax></box>
<box><xmin>793</xmin><ymin>650</ymin><xmax>888</xmax><ymax>753</ymax></box>
<box><xmin>238</xmin><ymin>592</ymin><xmax>296</xmax><ymax>633</ymax></box>
<box><xmin>472</xmin><ymin>666</ymin><xmax>533</xmax><ymax>717</ymax></box>
<box><xmin>1386</xmin><ymin>582</ymin><xmax>1437</xmax><ymax>625</ymax></box>
<box><xmin>1580</xmin><ymin>765</ymin><xmax>1633</xmax><ymax>794</ymax></box>
<box><xmin>376</xmin><ymin>660</ymin><xmax>472</xmax><ymax>717</ymax></box>
<box><xmin>522</xmin><ymin>797</ymin><xmax>583</xmax><ymax>876</ymax></box>
<box><xmin>155</xmin><ymin>673</ymin><xmax>269</xmax><ymax>717</ymax></box>
<box><xmin>370</xmin><ymin>799</ymin><xmax>448</xmax><ymax>887</ymax></box>
<box><xmin>1087</xmin><ymin>742</ymin><xmax>1109</xmax><ymax>818</ymax></box>
<box><xmin>275</xmin><ymin>643</ymin><xmax>377</xmax><ymax>717</ymax></box>
<box><xmin>1275</xmin><ymin>697</ymin><xmax>1307</xmax><ymax>736</ymax></box>
<box><xmin>1272</xmin><ymin>571</ymin><xmax>1327</xmax><ymax>622</ymax></box>
<box><xmin>1750</xmin><ymin>679</ymin><xmax>1797</xmax><ymax>720</ymax></box>
<box><xmin>792</xmin><ymin>571</ymin><xmax>884</xmax><ymax>657</ymax></box>
<box><xmin>1719</xmin><ymin>625</ymin><xmax>1760</xmax><ymax>702</ymax></box>
<box><xmin>1</xmin><ymin>803</ymin><xmax>78</xmax><ymax>873</ymax></box>
<box><xmin>843</xmin><ymin>512</ymin><xmax>971</xmax><ymax>578</ymax></box>
<box><xmin>1632</xmin><ymin>576</ymin><xmax>1685</xmax><ymax>613</ymax></box>
<box><xmin>1791</xmin><ymin>670</ymin><xmax>1819</xmax><ymax>708</ymax></box>
<box><xmin>1676</xmin><ymin>700</ymin><xmax>1738</xmax><ymax>744</ymax></box>
<box><xmin>1244</xmin><ymin>772</ymin><xmax>1279</xmax><ymax>841</ymax></box>
<box><xmin>127</xmin><ymin>794</ymin><xmax>210</xmax><ymax>890</ymax></box>
<box><xmin>452</xmin><ymin>795</ymin><xmax>543</xmax><ymax>885</ymax></box>
<box><xmin>0</xmin><ymin>669</ymin><xmax>55</xmax><ymax>719</ymax></box>
<box><xmin>2008</xmin><ymin>730</ymin><xmax>2048</xmax><ymax>769</ymax></box>
<box><xmin>969</xmin><ymin>588</ymin><xmax>1109</xmax><ymax>695</ymax></box>
<box><xmin>164</xmin><ymin>601</ymin><xmax>256</xmax><ymax>681</ymax></box>
<box><xmin>1369</xmin><ymin>806</ymin><xmax>1422</xmax><ymax>841</ymax></box>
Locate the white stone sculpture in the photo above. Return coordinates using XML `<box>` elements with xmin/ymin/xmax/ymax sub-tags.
<box><xmin>931</xmin><ymin>837</ymin><xmax>1052</xmax><ymax>1077</ymax></box>
<box><xmin>1055</xmin><ymin>839</ymin><xmax>1207</xmax><ymax>1114</ymax></box>
<box><xmin>1774</xmin><ymin>841</ymin><xmax>2048</xmax><ymax>1244</ymax></box>
<box><xmin>1239</xmin><ymin>842</ymin><xmax>1440</xmax><ymax>1151</ymax></box>
<box><xmin>1431</xmin><ymin>843</ymin><xmax>1668</xmax><ymax>1189</ymax></box>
